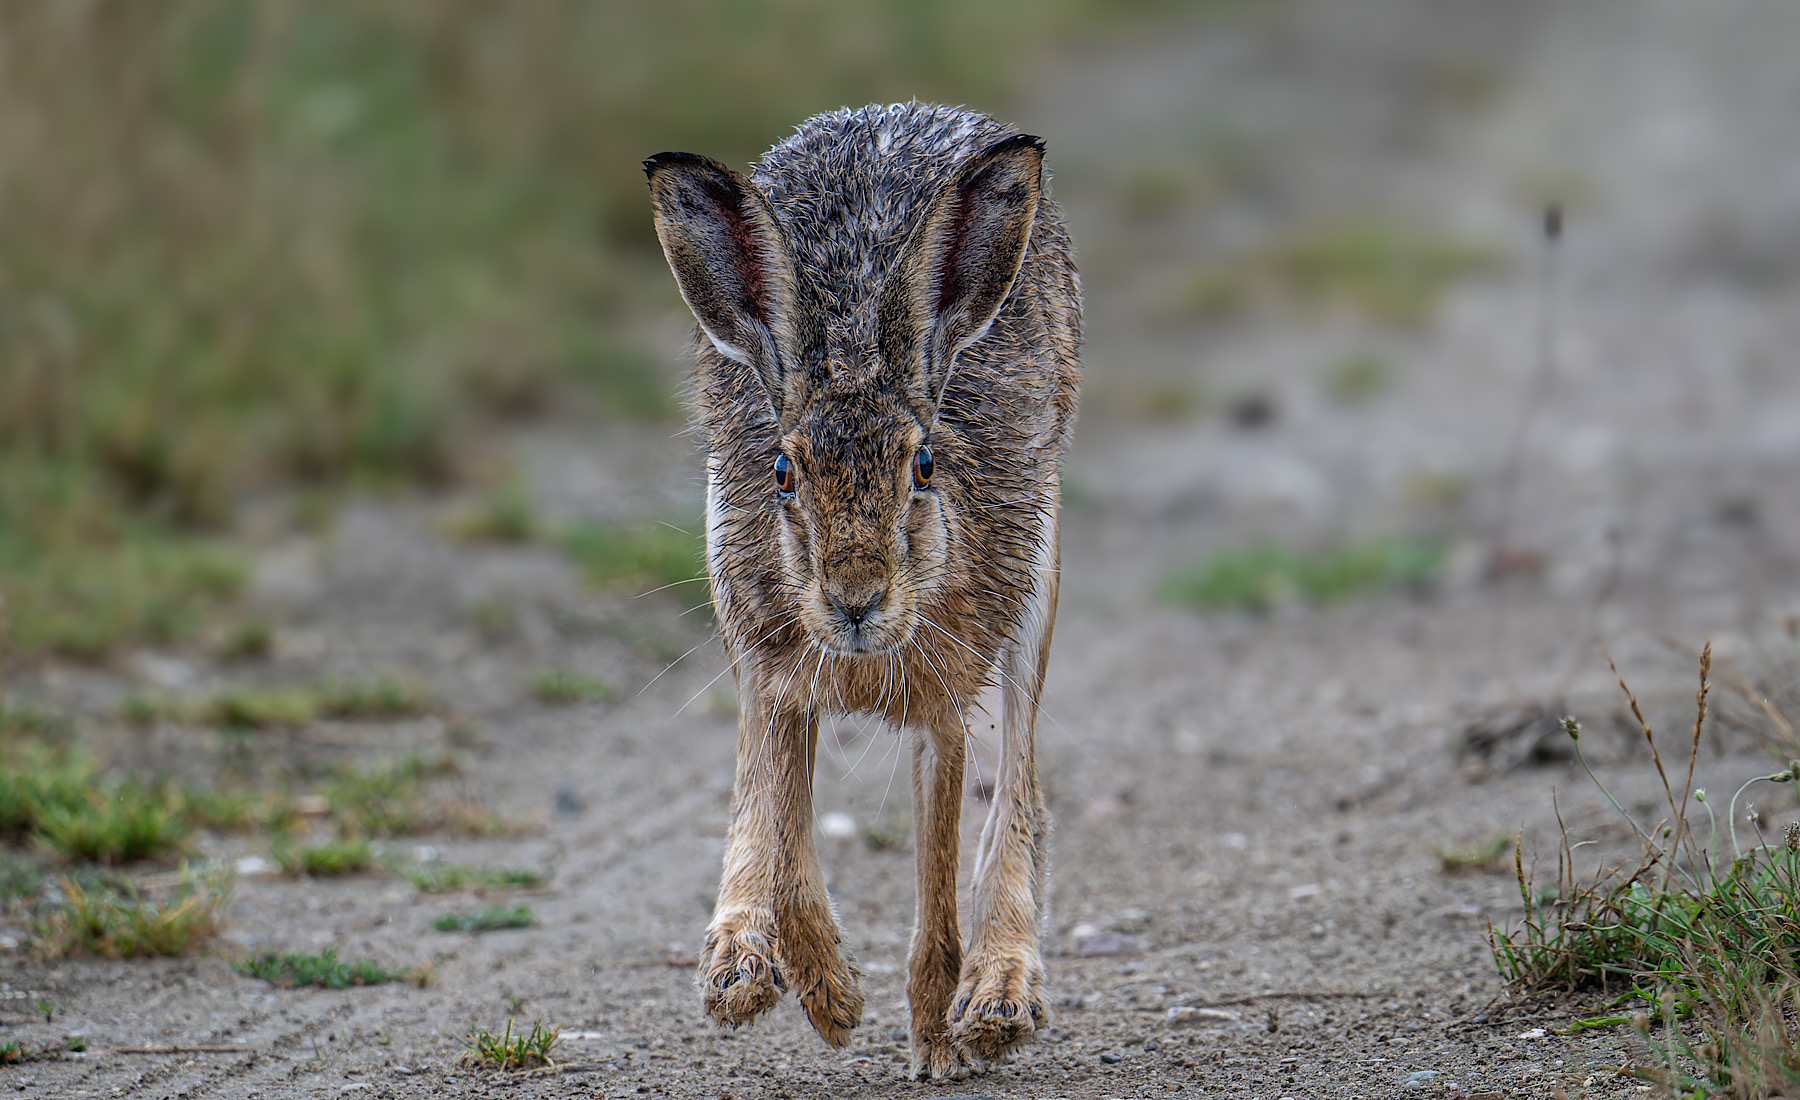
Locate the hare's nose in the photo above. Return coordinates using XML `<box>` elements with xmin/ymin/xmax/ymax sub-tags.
<box><xmin>830</xmin><ymin>589</ymin><xmax>886</xmax><ymax>627</ymax></box>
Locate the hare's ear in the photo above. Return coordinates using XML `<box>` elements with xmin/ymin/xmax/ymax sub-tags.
<box><xmin>645</xmin><ymin>152</ymin><xmax>805</xmax><ymax>419</ymax></box>
<box><xmin>879</xmin><ymin>133</ymin><xmax>1044</xmax><ymax>419</ymax></box>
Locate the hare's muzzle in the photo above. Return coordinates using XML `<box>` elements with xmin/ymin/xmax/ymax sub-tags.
<box><xmin>811</xmin><ymin>562</ymin><xmax>907</xmax><ymax>654</ymax></box>
<box><xmin>828</xmin><ymin>588</ymin><xmax>886</xmax><ymax>629</ymax></box>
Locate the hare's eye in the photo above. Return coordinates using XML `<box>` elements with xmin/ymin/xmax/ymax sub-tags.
<box><xmin>912</xmin><ymin>445</ymin><xmax>934</xmax><ymax>490</ymax></box>
<box><xmin>774</xmin><ymin>453</ymin><xmax>796</xmax><ymax>497</ymax></box>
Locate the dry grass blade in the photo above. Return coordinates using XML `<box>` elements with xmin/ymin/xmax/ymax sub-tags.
<box><xmin>1674</xmin><ymin>641</ymin><xmax>1712</xmax><ymax>856</ymax></box>
<box><xmin>1601</xmin><ymin>642</ymin><xmax>1679</xmax><ymax>826</ymax></box>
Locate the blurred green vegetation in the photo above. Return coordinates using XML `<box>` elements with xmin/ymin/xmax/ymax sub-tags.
<box><xmin>273</xmin><ymin>836</ymin><xmax>373</xmax><ymax>877</ymax></box>
<box><xmin>396</xmin><ymin>862</ymin><xmax>546</xmax><ymax>894</ymax></box>
<box><xmin>123</xmin><ymin>675</ymin><xmax>435</xmax><ymax>729</ymax></box>
<box><xmin>530</xmin><ymin>668</ymin><xmax>613</xmax><ymax>706</ymax></box>
<box><xmin>1177</xmin><ymin>219</ymin><xmax>1501</xmax><ymax>325</ymax></box>
<box><xmin>560</xmin><ymin>518</ymin><xmax>704</xmax><ymax>592</ymax></box>
<box><xmin>1321</xmin><ymin>354</ymin><xmax>1395</xmax><ymax>404</ymax></box>
<box><xmin>1161</xmin><ymin>535</ymin><xmax>1449</xmax><ymax>613</ymax></box>
<box><xmin>432</xmin><ymin>903</ymin><xmax>535</xmax><ymax>934</ymax></box>
<box><xmin>2</xmin><ymin>0</ymin><xmax>1221</xmax><ymax>660</ymax></box>
<box><xmin>234</xmin><ymin>946</ymin><xmax>426</xmax><ymax>988</ymax></box>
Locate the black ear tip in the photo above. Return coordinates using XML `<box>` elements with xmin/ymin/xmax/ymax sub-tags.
<box><xmin>988</xmin><ymin>133</ymin><xmax>1046</xmax><ymax>157</ymax></box>
<box><xmin>644</xmin><ymin>151</ymin><xmax>721</xmax><ymax>180</ymax></box>
<box><xmin>644</xmin><ymin>151</ymin><xmax>684</xmax><ymax>177</ymax></box>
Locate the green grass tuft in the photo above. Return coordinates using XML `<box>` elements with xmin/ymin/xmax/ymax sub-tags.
<box><xmin>215</xmin><ymin>617</ymin><xmax>275</xmax><ymax>661</ymax></box>
<box><xmin>176</xmin><ymin>786</ymin><xmax>271</xmax><ymax>833</ymax></box>
<box><xmin>1489</xmin><ymin>645</ymin><xmax>1800</xmax><ymax>1092</ymax></box>
<box><xmin>462</xmin><ymin>1018</ymin><xmax>560</xmax><ymax>1071</ymax></box>
<box><xmin>233</xmin><ymin>946</ymin><xmax>426</xmax><ymax>989</ymax></box>
<box><xmin>448</xmin><ymin>482</ymin><xmax>539</xmax><ymax>544</ymax></box>
<box><xmin>559</xmin><ymin>519</ymin><xmax>703</xmax><ymax>593</ymax></box>
<box><xmin>1322</xmin><ymin>354</ymin><xmax>1395</xmax><ymax>404</ymax></box>
<box><xmin>315</xmin><ymin>677</ymin><xmax>436</xmax><ymax>721</ymax></box>
<box><xmin>33</xmin><ymin>864</ymin><xmax>230</xmax><ymax>958</ymax></box>
<box><xmin>860</xmin><ymin>822</ymin><xmax>910</xmax><ymax>852</ymax></box>
<box><xmin>206</xmin><ymin>686</ymin><xmax>319</xmax><ymax>729</ymax></box>
<box><xmin>0</xmin><ymin>747</ymin><xmax>94</xmax><ymax>837</ymax></box>
<box><xmin>127</xmin><ymin>676</ymin><xmax>435</xmax><ymax>730</ymax></box>
<box><xmin>1435</xmin><ymin>834</ymin><xmax>1512</xmax><ymax>874</ymax></box>
<box><xmin>273</xmin><ymin>837</ymin><xmax>373</xmax><ymax>877</ymax></box>
<box><xmin>529</xmin><ymin>669</ymin><xmax>612</xmax><ymax>706</ymax></box>
<box><xmin>432</xmin><ymin>904</ymin><xmax>535</xmax><ymax>933</ymax></box>
<box><xmin>0</xmin><ymin>1035</ymin><xmax>88</xmax><ymax>1065</ymax></box>
<box><xmin>1160</xmin><ymin>536</ymin><xmax>1447</xmax><ymax>613</ymax></box>
<box><xmin>31</xmin><ymin>780</ymin><xmax>191</xmax><ymax>865</ymax></box>
<box><xmin>321</xmin><ymin>754</ymin><xmax>439</xmax><ymax>837</ymax></box>
<box><xmin>396</xmin><ymin>863</ymin><xmax>546</xmax><ymax>894</ymax></box>
<box><xmin>1177</xmin><ymin>219</ymin><xmax>1501</xmax><ymax>326</ymax></box>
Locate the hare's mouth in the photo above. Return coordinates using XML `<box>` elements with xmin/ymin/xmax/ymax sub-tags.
<box><xmin>804</xmin><ymin>593</ymin><xmax>914</xmax><ymax>656</ymax></box>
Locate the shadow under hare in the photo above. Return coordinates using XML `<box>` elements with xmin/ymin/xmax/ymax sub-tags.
<box><xmin>645</xmin><ymin>102</ymin><xmax>1080</xmax><ymax>1081</ymax></box>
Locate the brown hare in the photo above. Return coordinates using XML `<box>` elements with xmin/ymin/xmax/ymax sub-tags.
<box><xmin>645</xmin><ymin>102</ymin><xmax>1080</xmax><ymax>1080</ymax></box>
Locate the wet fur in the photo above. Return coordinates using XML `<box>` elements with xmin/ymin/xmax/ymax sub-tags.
<box><xmin>647</xmin><ymin>103</ymin><xmax>1080</xmax><ymax>1080</ymax></box>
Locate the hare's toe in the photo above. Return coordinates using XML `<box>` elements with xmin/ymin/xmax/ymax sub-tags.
<box><xmin>909</xmin><ymin>1033</ymin><xmax>980</xmax><ymax>1081</ymax></box>
<box><xmin>948</xmin><ymin>949</ymin><xmax>1050</xmax><ymax>1061</ymax></box>
<box><xmin>795</xmin><ymin>955</ymin><xmax>864</xmax><ymax>1047</ymax></box>
<box><xmin>698</xmin><ymin>922</ymin><xmax>783</xmax><ymax>1028</ymax></box>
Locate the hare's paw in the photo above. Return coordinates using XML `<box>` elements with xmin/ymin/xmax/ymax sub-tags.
<box><xmin>948</xmin><ymin>948</ymin><xmax>1050</xmax><ymax>1060</ymax></box>
<box><xmin>909</xmin><ymin>1032</ymin><xmax>980</xmax><ymax>1081</ymax></box>
<box><xmin>792</xmin><ymin>951</ymin><xmax>864</xmax><ymax>1047</ymax></box>
<box><xmin>698</xmin><ymin>918</ymin><xmax>783</xmax><ymax>1028</ymax></box>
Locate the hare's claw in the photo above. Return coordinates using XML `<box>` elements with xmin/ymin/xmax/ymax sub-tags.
<box><xmin>910</xmin><ymin>1033</ymin><xmax>981</xmax><ymax>1081</ymax></box>
<box><xmin>948</xmin><ymin>948</ymin><xmax>1050</xmax><ymax>1061</ymax></box>
<box><xmin>792</xmin><ymin>952</ymin><xmax>864</xmax><ymax>1047</ymax></box>
<box><xmin>698</xmin><ymin>920</ymin><xmax>782</xmax><ymax>1028</ymax></box>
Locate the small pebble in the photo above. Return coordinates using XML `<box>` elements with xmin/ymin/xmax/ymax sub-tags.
<box><xmin>1099</xmin><ymin>1051</ymin><xmax>1122</xmax><ymax>1064</ymax></box>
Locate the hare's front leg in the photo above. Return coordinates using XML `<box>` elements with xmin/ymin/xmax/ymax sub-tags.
<box><xmin>700</xmin><ymin>678</ymin><xmax>863</xmax><ymax>1044</ymax></box>
<box><xmin>771</xmin><ymin>707</ymin><xmax>864</xmax><ymax>1045</ymax></box>
<box><xmin>908</xmin><ymin>723</ymin><xmax>974</xmax><ymax>1080</ymax></box>
<box><xmin>951</xmin><ymin>533</ymin><xmax>1060</xmax><ymax>1061</ymax></box>
<box><xmin>699</xmin><ymin>682</ymin><xmax>786</xmax><ymax>1029</ymax></box>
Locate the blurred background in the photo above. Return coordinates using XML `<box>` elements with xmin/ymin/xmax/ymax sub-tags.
<box><xmin>0</xmin><ymin>0</ymin><xmax>1220</xmax><ymax>661</ymax></box>
<box><xmin>4</xmin><ymin>0</ymin><xmax>1795</xmax><ymax>667</ymax></box>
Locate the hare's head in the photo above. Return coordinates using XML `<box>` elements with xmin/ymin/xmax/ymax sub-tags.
<box><xmin>647</xmin><ymin>135</ymin><xmax>1043</xmax><ymax>656</ymax></box>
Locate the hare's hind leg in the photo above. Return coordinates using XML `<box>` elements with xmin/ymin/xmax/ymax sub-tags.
<box><xmin>951</xmin><ymin>511</ymin><xmax>1059</xmax><ymax>1062</ymax></box>
<box><xmin>700</xmin><ymin>667</ymin><xmax>863</xmax><ymax>1043</ymax></box>
<box><xmin>907</xmin><ymin>721</ymin><xmax>974</xmax><ymax>1080</ymax></box>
